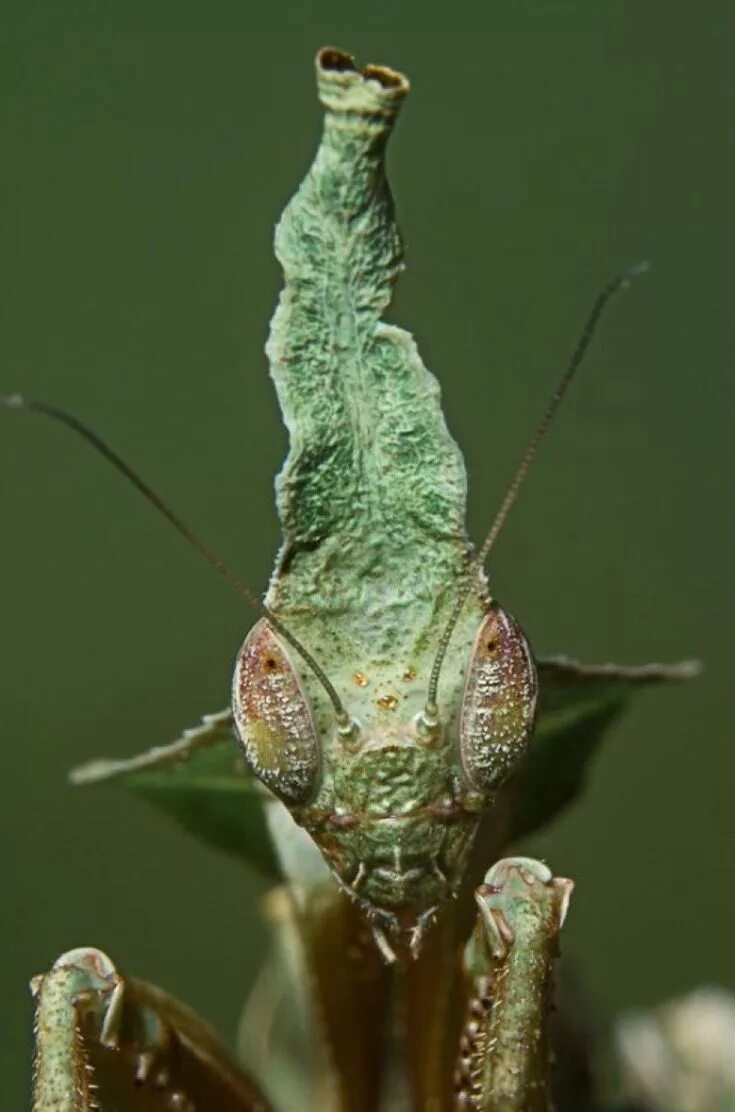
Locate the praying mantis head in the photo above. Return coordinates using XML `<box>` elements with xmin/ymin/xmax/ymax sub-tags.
<box><xmin>231</xmin><ymin>599</ymin><xmax>537</xmax><ymax>959</ymax></box>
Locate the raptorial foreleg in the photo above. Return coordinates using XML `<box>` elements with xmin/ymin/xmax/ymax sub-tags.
<box><xmin>453</xmin><ymin>858</ymin><xmax>573</xmax><ymax>1110</ymax></box>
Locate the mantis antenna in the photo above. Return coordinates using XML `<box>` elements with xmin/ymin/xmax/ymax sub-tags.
<box><xmin>2</xmin><ymin>394</ymin><xmax>352</xmax><ymax>727</ymax></box>
<box><xmin>425</xmin><ymin>261</ymin><xmax>650</xmax><ymax>721</ymax></box>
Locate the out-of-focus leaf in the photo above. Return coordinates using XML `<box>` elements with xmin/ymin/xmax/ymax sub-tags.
<box><xmin>31</xmin><ymin>946</ymin><xmax>272</xmax><ymax>1111</ymax></box>
<box><xmin>239</xmin><ymin>883</ymin><xmax>391</xmax><ymax>1112</ymax></box>
<box><xmin>617</xmin><ymin>987</ymin><xmax>735</xmax><ymax>1112</ymax></box>
<box><xmin>71</xmin><ymin>711</ymin><xmax>281</xmax><ymax>880</ymax></box>
<box><xmin>505</xmin><ymin>656</ymin><xmax>701</xmax><ymax>842</ymax></box>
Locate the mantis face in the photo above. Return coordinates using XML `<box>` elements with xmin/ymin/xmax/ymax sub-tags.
<box><xmin>232</xmin><ymin>604</ymin><xmax>537</xmax><ymax>956</ymax></box>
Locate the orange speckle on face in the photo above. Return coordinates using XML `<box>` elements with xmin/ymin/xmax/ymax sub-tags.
<box><xmin>377</xmin><ymin>694</ymin><xmax>398</xmax><ymax>711</ymax></box>
<box><xmin>402</xmin><ymin>667</ymin><xmax>416</xmax><ymax>682</ymax></box>
<box><xmin>354</xmin><ymin>673</ymin><xmax>368</xmax><ymax>687</ymax></box>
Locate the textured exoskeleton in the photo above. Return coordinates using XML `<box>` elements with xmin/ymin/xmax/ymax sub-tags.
<box><xmin>231</xmin><ymin>48</ymin><xmax>537</xmax><ymax>959</ymax></box>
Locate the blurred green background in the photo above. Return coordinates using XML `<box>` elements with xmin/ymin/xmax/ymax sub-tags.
<box><xmin>2</xmin><ymin>7</ymin><xmax>733</xmax><ymax>1105</ymax></box>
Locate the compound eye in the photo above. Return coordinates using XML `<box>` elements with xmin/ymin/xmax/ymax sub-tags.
<box><xmin>459</xmin><ymin>604</ymin><xmax>537</xmax><ymax>795</ymax></box>
<box><xmin>232</xmin><ymin>619</ymin><xmax>321</xmax><ymax>806</ymax></box>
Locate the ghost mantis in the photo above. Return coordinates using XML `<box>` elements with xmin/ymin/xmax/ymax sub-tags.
<box><xmin>9</xmin><ymin>48</ymin><xmax>696</xmax><ymax>1111</ymax></box>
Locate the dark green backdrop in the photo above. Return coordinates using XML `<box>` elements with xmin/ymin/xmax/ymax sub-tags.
<box><xmin>2</xmin><ymin>9</ymin><xmax>733</xmax><ymax>1106</ymax></box>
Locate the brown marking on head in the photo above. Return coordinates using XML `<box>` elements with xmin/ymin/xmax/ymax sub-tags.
<box><xmin>232</xmin><ymin>619</ymin><xmax>321</xmax><ymax>805</ymax></box>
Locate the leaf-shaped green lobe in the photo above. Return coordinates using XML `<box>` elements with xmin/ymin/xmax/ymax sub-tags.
<box><xmin>264</xmin><ymin>48</ymin><xmax>481</xmax><ymax>674</ymax></box>
<box><xmin>504</xmin><ymin>656</ymin><xmax>701</xmax><ymax>845</ymax></box>
<box><xmin>71</xmin><ymin>712</ymin><xmax>280</xmax><ymax>880</ymax></box>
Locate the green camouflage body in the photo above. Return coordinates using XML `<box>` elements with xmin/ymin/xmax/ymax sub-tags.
<box><xmin>233</xmin><ymin>50</ymin><xmax>535</xmax><ymax>948</ymax></box>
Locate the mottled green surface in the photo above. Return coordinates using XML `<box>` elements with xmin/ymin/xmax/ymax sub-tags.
<box><xmin>264</xmin><ymin>53</ymin><xmax>482</xmax><ymax>688</ymax></box>
<box><xmin>266</xmin><ymin>58</ymin><xmax>470</xmax><ymax>656</ymax></box>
